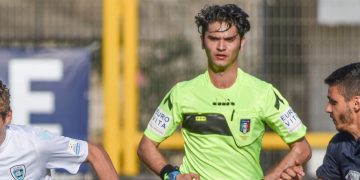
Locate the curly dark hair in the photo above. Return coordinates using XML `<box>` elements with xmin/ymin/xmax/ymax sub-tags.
<box><xmin>325</xmin><ymin>62</ymin><xmax>360</xmax><ymax>101</ymax></box>
<box><xmin>0</xmin><ymin>80</ymin><xmax>11</xmax><ymax>120</ymax></box>
<box><xmin>195</xmin><ymin>4</ymin><xmax>251</xmax><ymax>37</ymax></box>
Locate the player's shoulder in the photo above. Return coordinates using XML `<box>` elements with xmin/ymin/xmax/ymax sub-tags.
<box><xmin>6</xmin><ymin>124</ymin><xmax>38</xmax><ymax>143</ymax></box>
<box><xmin>329</xmin><ymin>131</ymin><xmax>353</xmax><ymax>145</ymax></box>
<box><xmin>8</xmin><ymin>124</ymin><xmax>35</xmax><ymax>134</ymax></box>
<box><xmin>326</xmin><ymin>131</ymin><xmax>354</xmax><ymax>154</ymax></box>
<box><xmin>8</xmin><ymin>124</ymin><xmax>56</xmax><ymax>141</ymax></box>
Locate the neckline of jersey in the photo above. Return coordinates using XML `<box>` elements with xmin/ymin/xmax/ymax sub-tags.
<box><xmin>205</xmin><ymin>68</ymin><xmax>244</xmax><ymax>93</ymax></box>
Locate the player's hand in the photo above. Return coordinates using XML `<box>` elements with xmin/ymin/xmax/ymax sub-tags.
<box><xmin>279</xmin><ymin>161</ymin><xmax>305</xmax><ymax>180</ymax></box>
<box><xmin>176</xmin><ymin>173</ymin><xmax>200</xmax><ymax>180</ymax></box>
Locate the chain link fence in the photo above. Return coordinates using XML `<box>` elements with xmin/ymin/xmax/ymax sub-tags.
<box><xmin>1</xmin><ymin>0</ymin><xmax>360</xmax><ymax>179</ymax></box>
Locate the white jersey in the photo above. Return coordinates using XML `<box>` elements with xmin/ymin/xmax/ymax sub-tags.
<box><xmin>0</xmin><ymin>124</ymin><xmax>88</xmax><ymax>180</ymax></box>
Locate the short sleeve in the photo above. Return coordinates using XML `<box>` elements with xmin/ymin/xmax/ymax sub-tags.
<box><xmin>144</xmin><ymin>85</ymin><xmax>182</xmax><ymax>142</ymax></box>
<box><xmin>262</xmin><ymin>86</ymin><xmax>307</xmax><ymax>144</ymax></box>
<box><xmin>33</xmin><ymin>127</ymin><xmax>88</xmax><ymax>174</ymax></box>
<box><xmin>316</xmin><ymin>141</ymin><xmax>341</xmax><ymax>179</ymax></box>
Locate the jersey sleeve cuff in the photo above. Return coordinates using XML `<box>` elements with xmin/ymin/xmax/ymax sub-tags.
<box><xmin>144</xmin><ymin>129</ymin><xmax>165</xmax><ymax>143</ymax></box>
<box><xmin>282</xmin><ymin>124</ymin><xmax>307</xmax><ymax>144</ymax></box>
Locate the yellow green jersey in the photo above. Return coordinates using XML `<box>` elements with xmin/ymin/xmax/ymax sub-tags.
<box><xmin>144</xmin><ymin>68</ymin><xmax>306</xmax><ymax>179</ymax></box>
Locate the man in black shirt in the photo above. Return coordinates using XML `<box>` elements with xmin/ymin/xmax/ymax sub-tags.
<box><xmin>316</xmin><ymin>62</ymin><xmax>360</xmax><ymax>180</ymax></box>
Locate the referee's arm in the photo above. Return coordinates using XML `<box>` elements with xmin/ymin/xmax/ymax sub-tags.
<box><xmin>137</xmin><ymin>135</ymin><xmax>167</xmax><ymax>175</ymax></box>
<box><xmin>137</xmin><ymin>135</ymin><xmax>200</xmax><ymax>180</ymax></box>
<box><xmin>264</xmin><ymin>137</ymin><xmax>312</xmax><ymax>180</ymax></box>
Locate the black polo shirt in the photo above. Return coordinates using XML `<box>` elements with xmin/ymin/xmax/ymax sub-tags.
<box><xmin>316</xmin><ymin>131</ymin><xmax>360</xmax><ymax>180</ymax></box>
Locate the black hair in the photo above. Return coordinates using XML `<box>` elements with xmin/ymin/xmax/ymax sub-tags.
<box><xmin>325</xmin><ymin>62</ymin><xmax>360</xmax><ymax>101</ymax></box>
<box><xmin>195</xmin><ymin>4</ymin><xmax>251</xmax><ymax>37</ymax></box>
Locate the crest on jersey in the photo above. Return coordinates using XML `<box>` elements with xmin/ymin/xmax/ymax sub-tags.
<box><xmin>240</xmin><ymin>119</ymin><xmax>251</xmax><ymax>134</ymax></box>
<box><xmin>10</xmin><ymin>165</ymin><xmax>26</xmax><ymax>180</ymax></box>
<box><xmin>345</xmin><ymin>170</ymin><xmax>360</xmax><ymax>180</ymax></box>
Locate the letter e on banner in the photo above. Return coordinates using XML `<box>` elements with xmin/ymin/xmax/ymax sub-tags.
<box><xmin>9</xmin><ymin>59</ymin><xmax>63</xmax><ymax>134</ymax></box>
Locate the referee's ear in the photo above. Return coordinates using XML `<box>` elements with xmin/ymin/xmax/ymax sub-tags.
<box><xmin>4</xmin><ymin>111</ymin><xmax>12</xmax><ymax>125</ymax></box>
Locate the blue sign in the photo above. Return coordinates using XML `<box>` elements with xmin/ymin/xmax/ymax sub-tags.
<box><xmin>0</xmin><ymin>48</ymin><xmax>90</xmax><ymax>141</ymax></box>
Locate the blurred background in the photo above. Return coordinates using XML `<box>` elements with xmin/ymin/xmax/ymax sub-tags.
<box><xmin>0</xmin><ymin>0</ymin><xmax>360</xmax><ymax>179</ymax></box>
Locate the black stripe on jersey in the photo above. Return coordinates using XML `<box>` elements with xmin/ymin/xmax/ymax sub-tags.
<box><xmin>273</xmin><ymin>90</ymin><xmax>284</xmax><ymax>110</ymax></box>
<box><xmin>163</xmin><ymin>93</ymin><xmax>173</xmax><ymax>110</ymax></box>
<box><xmin>182</xmin><ymin>113</ymin><xmax>232</xmax><ymax>135</ymax></box>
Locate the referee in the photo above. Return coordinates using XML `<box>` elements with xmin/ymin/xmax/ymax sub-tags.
<box><xmin>138</xmin><ymin>4</ymin><xmax>311</xmax><ymax>180</ymax></box>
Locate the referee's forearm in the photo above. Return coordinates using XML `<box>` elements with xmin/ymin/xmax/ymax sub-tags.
<box><xmin>137</xmin><ymin>135</ymin><xmax>167</xmax><ymax>176</ymax></box>
<box><xmin>265</xmin><ymin>137</ymin><xmax>312</xmax><ymax>179</ymax></box>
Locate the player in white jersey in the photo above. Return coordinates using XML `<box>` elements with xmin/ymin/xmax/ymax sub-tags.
<box><xmin>0</xmin><ymin>80</ymin><xmax>118</xmax><ymax>180</ymax></box>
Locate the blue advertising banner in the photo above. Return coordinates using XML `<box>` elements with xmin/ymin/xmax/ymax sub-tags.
<box><xmin>0</xmin><ymin>48</ymin><xmax>90</xmax><ymax>141</ymax></box>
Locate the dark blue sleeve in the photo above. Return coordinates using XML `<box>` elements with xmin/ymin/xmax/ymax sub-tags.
<box><xmin>316</xmin><ymin>140</ymin><xmax>341</xmax><ymax>180</ymax></box>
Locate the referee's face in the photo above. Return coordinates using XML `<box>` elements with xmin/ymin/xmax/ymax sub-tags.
<box><xmin>325</xmin><ymin>85</ymin><xmax>355</xmax><ymax>132</ymax></box>
<box><xmin>202</xmin><ymin>21</ymin><xmax>245</xmax><ymax>73</ymax></box>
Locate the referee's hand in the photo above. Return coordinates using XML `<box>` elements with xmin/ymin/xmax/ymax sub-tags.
<box><xmin>279</xmin><ymin>161</ymin><xmax>304</xmax><ymax>180</ymax></box>
<box><xmin>177</xmin><ymin>173</ymin><xmax>200</xmax><ymax>180</ymax></box>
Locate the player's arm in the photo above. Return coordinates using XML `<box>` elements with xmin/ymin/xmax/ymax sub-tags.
<box><xmin>316</xmin><ymin>136</ymin><xmax>341</xmax><ymax>180</ymax></box>
<box><xmin>86</xmin><ymin>143</ymin><xmax>118</xmax><ymax>180</ymax></box>
<box><xmin>264</xmin><ymin>137</ymin><xmax>311</xmax><ymax>180</ymax></box>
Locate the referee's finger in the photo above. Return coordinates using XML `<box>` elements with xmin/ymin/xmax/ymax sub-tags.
<box><xmin>189</xmin><ymin>173</ymin><xmax>200</xmax><ymax>180</ymax></box>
